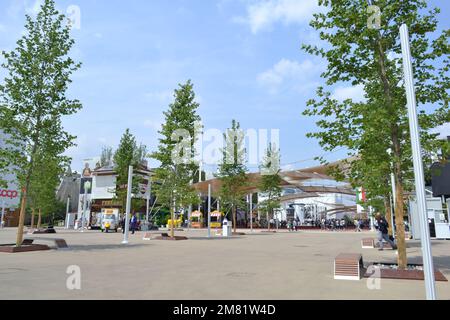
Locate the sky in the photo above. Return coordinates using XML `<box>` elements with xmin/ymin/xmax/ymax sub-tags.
<box><xmin>0</xmin><ymin>0</ymin><xmax>449</xmax><ymax>174</ymax></box>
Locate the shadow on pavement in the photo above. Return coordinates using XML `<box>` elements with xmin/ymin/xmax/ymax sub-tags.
<box><xmin>67</xmin><ymin>243</ymin><xmax>150</xmax><ymax>252</ymax></box>
<box><xmin>188</xmin><ymin>237</ymin><xmax>243</xmax><ymax>241</ymax></box>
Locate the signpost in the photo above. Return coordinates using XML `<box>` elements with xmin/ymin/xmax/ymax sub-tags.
<box><xmin>400</xmin><ymin>24</ymin><xmax>436</xmax><ymax>300</ymax></box>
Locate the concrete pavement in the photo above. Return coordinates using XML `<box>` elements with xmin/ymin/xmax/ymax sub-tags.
<box><xmin>0</xmin><ymin>227</ymin><xmax>449</xmax><ymax>300</ymax></box>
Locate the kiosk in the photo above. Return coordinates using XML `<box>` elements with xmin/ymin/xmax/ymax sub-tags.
<box><xmin>190</xmin><ymin>211</ymin><xmax>204</xmax><ymax>229</ymax></box>
<box><xmin>210</xmin><ymin>211</ymin><xmax>224</xmax><ymax>229</ymax></box>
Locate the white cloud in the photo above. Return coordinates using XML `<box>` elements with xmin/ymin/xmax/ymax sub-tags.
<box><xmin>331</xmin><ymin>85</ymin><xmax>366</xmax><ymax>102</ymax></box>
<box><xmin>26</xmin><ymin>0</ymin><xmax>43</xmax><ymax>16</ymax></box>
<box><xmin>143</xmin><ymin>90</ymin><xmax>173</xmax><ymax>104</ymax></box>
<box><xmin>236</xmin><ymin>0</ymin><xmax>319</xmax><ymax>34</ymax></box>
<box><xmin>8</xmin><ymin>0</ymin><xmax>43</xmax><ymax>18</ymax></box>
<box><xmin>431</xmin><ymin>123</ymin><xmax>450</xmax><ymax>140</ymax></box>
<box><xmin>257</xmin><ymin>58</ymin><xmax>317</xmax><ymax>94</ymax></box>
<box><xmin>143</xmin><ymin>119</ymin><xmax>163</xmax><ymax>132</ymax></box>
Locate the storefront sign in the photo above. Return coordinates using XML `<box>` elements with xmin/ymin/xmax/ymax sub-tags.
<box><xmin>0</xmin><ymin>189</ymin><xmax>19</xmax><ymax>199</ymax></box>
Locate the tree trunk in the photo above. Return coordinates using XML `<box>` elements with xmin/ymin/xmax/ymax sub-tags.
<box><xmin>37</xmin><ymin>209</ymin><xmax>42</xmax><ymax>230</ymax></box>
<box><xmin>30</xmin><ymin>208</ymin><xmax>35</xmax><ymax>230</ymax></box>
<box><xmin>373</xmin><ymin>31</ymin><xmax>407</xmax><ymax>270</ymax></box>
<box><xmin>15</xmin><ymin>136</ymin><xmax>39</xmax><ymax>246</ymax></box>
<box><xmin>15</xmin><ymin>190</ymin><xmax>28</xmax><ymax>246</ymax></box>
<box><xmin>267</xmin><ymin>212</ymin><xmax>270</xmax><ymax>232</ymax></box>
<box><xmin>384</xmin><ymin>197</ymin><xmax>393</xmax><ymax>236</ymax></box>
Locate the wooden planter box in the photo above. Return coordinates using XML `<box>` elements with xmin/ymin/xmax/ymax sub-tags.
<box><xmin>154</xmin><ymin>233</ymin><xmax>188</xmax><ymax>241</ymax></box>
<box><xmin>0</xmin><ymin>244</ymin><xmax>51</xmax><ymax>253</ymax></box>
<box><xmin>191</xmin><ymin>222</ymin><xmax>204</xmax><ymax>229</ymax></box>
<box><xmin>364</xmin><ymin>263</ymin><xmax>448</xmax><ymax>282</ymax></box>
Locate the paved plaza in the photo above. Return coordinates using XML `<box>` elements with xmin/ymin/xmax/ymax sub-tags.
<box><xmin>0</xmin><ymin>228</ymin><xmax>449</xmax><ymax>300</ymax></box>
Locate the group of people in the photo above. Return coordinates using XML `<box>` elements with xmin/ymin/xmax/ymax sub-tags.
<box><xmin>120</xmin><ymin>213</ymin><xmax>139</xmax><ymax>234</ymax></box>
<box><xmin>320</xmin><ymin>218</ymin><xmax>347</xmax><ymax>231</ymax></box>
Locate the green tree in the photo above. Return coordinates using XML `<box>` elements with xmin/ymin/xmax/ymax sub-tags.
<box><xmin>258</xmin><ymin>144</ymin><xmax>283</xmax><ymax>231</ymax></box>
<box><xmin>0</xmin><ymin>0</ymin><xmax>82</xmax><ymax>246</ymax></box>
<box><xmin>151</xmin><ymin>80</ymin><xmax>202</xmax><ymax>237</ymax></box>
<box><xmin>216</xmin><ymin>120</ymin><xmax>249</xmax><ymax>233</ymax></box>
<box><xmin>113</xmin><ymin>129</ymin><xmax>147</xmax><ymax>213</ymax></box>
<box><xmin>302</xmin><ymin>0</ymin><xmax>449</xmax><ymax>269</ymax></box>
<box><xmin>28</xmin><ymin>148</ymin><xmax>67</xmax><ymax>228</ymax></box>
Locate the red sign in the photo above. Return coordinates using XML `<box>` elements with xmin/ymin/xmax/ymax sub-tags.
<box><xmin>0</xmin><ymin>189</ymin><xmax>19</xmax><ymax>199</ymax></box>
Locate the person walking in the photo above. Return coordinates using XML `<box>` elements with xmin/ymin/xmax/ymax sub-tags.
<box><xmin>374</xmin><ymin>213</ymin><xmax>397</xmax><ymax>250</ymax></box>
<box><xmin>130</xmin><ymin>213</ymin><xmax>138</xmax><ymax>235</ymax></box>
<box><xmin>355</xmin><ymin>219</ymin><xmax>362</xmax><ymax>232</ymax></box>
<box><xmin>121</xmin><ymin>215</ymin><xmax>126</xmax><ymax>234</ymax></box>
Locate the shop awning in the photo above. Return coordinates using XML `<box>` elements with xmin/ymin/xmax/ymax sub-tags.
<box><xmin>211</xmin><ymin>211</ymin><xmax>223</xmax><ymax>217</ymax></box>
<box><xmin>191</xmin><ymin>211</ymin><xmax>202</xmax><ymax>217</ymax></box>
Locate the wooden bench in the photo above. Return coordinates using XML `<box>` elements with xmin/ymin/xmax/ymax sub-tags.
<box><xmin>362</xmin><ymin>238</ymin><xmax>393</xmax><ymax>249</ymax></box>
<box><xmin>362</xmin><ymin>238</ymin><xmax>375</xmax><ymax>248</ymax></box>
<box><xmin>23</xmin><ymin>238</ymin><xmax>68</xmax><ymax>249</ymax></box>
<box><xmin>334</xmin><ymin>253</ymin><xmax>364</xmax><ymax>281</ymax></box>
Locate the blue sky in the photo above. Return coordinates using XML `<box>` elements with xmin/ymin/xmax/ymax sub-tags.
<box><xmin>0</xmin><ymin>0</ymin><xmax>449</xmax><ymax>174</ymax></box>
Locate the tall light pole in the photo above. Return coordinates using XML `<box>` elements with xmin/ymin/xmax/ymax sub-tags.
<box><xmin>146</xmin><ymin>176</ymin><xmax>152</xmax><ymax>224</ymax></box>
<box><xmin>122</xmin><ymin>166</ymin><xmax>133</xmax><ymax>244</ymax></box>
<box><xmin>1</xmin><ymin>199</ymin><xmax>5</xmax><ymax>229</ymax></box>
<box><xmin>249</xmin><ymin>193</ymin><xmax>253</xmax><ymax>233</ymax></box>
<box><xmin>65</xmin><ymin>196</ymin><xmax>70</xmax><ymax>229</ymax></box>
<box><xmin>400</xmin><ymin>24</ymin><xmax>436</xmax><ymax>300</ymax></box>
<box><xmin>81</xmin><ymin>180</ymin><xmax>91</xmax><ymax>232</ymax></box>
<box><xmin>207</xmin><ymin>183</ymin><xmax>211</xmax><ymax>238</ymax></box>
<box><xmin>387</xmin><ymin>149</ymin><xmax>397</xmax><ymax>239</ymax></box>
<box><xmin>171</xmin><ymin>190</ymin><xmax>176</xmax><ymax>238</ymax></box>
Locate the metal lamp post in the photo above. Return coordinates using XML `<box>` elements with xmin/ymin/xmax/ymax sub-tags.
<box><xmin>81</xmin><ymin>181</ymin><xmax>91</xmax><ymax>232</ymax></box>
<box><xmin>146</xmin><ymin>176</ymin><xmax>152</xmax><ymax>225</ymax></box>
<box><xmin>122</xmin><ymin>166</ymin><xmax>133</xmax><ymax>244</ymax></box>
<box><xmin>171</xmin><ymin>190</ymin><xmax>176</xmax><ymax>238</ymax></box>
<box><xmin>249</xmin><ymin>194</ymin><xmax>253</xmax><ymax>233</ymax></box>
<box><xmin>387</xmin><ymin>148</ymin><xmax>397</xmax><ymax>239</ymax></box>
<box><xmin>1</xmin><ymin>200</ymin><xmax>5</xmax><ymax>229</ymax></box>
<box><xmin>400</xmin><ymin>24</ymin><xmax>436</xmax><ymax>300</ymax></box>
<box><xmin>65</xmin><ymin>196</ymin><xmax>71</xmax><ymax>229</ymax></box>
<box><xmin>207</xmin><ymin>184</ymin><xmax>211</xmax><ymax>238</ymax></box>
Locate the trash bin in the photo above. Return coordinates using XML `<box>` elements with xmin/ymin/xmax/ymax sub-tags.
<box><xmin>223</xmin><ymin>218</ymin><xmax>232</xmax><ymax>237</ymax></box>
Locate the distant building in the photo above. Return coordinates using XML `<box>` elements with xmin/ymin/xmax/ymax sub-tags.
<box><xmin>0</xmin><ymin>130</ymin><xmax>21</xmax><ymax>227</ymax></box>
<box><xmin>56</xmin><ymin>166</ymin><xmax>81</xmax><ymax>213</ymax></box>
<box><xmin>76</xmin><ymin>159</ymin><xmax>153</xmax><ymax>228</ymax></box>
<box><xmin>193</xmin><ymin>160</ymin><xmax>358</xmax><ymax>228</ymax></box>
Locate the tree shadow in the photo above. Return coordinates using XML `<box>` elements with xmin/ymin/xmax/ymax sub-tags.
<box><xmin>188</xmin><ymin>237</ymin><xmax>243</xmax><ymax>241</ymax></box>
<box><xmin>67</xmin><ymin>243</ymin><xmax>151</xmax><ymax>252</ymax></box>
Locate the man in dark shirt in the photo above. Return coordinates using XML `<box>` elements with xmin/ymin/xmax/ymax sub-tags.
<box><xmin>374</xmin><ymin>214</ymin><xmax>397</xmax><ymax>251</ymax></box>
